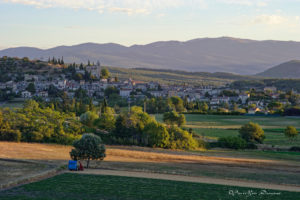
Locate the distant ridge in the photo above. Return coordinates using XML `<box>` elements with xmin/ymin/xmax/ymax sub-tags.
<box><xmin>257</xmin><ymin>60</ymin><xmax>300</xmax><ymax>78</ymax></box>
<box><xmin>2</xmin><ymin>37</ymin><xmax>300</xmax><ymax>75</ymax></box>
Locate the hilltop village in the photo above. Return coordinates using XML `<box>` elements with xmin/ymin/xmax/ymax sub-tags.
<box><xmin>0</xmin><ymin>56</ymin><xmax>299</xmax><ymax>115</ymax></box>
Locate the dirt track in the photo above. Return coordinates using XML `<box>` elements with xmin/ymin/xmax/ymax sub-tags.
<box><xmin>74</xmin><ymin>169</ymin><xmax>300</xmax><ymax>192</ymax></box>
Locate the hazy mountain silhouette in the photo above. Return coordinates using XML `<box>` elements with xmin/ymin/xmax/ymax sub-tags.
<box><xmin>257</xmin><ymin>60</ymin><xmax>300</xmax><ymax>78</ymax></box>
<box><xmin>2</xmin><ymin>37</ymin><xmax>300</xmax><ymax>74</ymax></box>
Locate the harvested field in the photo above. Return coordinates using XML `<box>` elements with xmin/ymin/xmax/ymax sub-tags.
<box><xmin>1</xmin><ymin>142</ymin><xmax>300</xmax><ymax>186</ymax></box>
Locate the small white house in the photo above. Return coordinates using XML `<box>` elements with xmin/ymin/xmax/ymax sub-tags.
<box><xmin>22</xmin><ymin>91</ymin><xmax>32</xmax><ymax>98</ymax></box>
<box><xmin>238</xmin><ymin>94</ymin><xmax>250</xmax><ymax>104</ymax></box>
<box><xmin>150</xmin><ymin>91</ymin><xmax>163</xmax><ymax>97</ymax></box>
<box><xmin>120</xmin><ymin>89</ymin><xmax>132</xmax><ymax>98</ymax></box>
<box><xmin>135</xmin><ymin>83</ymin><xmax>147</xmax><ymax>92</ymax></box>
<box><xmin>37</xmin><ymin>91</ymin><xmax>48</xmax><ymax>98</ymax></box>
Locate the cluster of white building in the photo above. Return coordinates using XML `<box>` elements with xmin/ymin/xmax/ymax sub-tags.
<box><xmin>2</xmin><ymin>67</ymin><xmax>296</xmax><ymax>115</ymax></box>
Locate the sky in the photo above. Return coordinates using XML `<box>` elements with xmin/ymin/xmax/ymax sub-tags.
<box><xmin>1</xmin><ymin>0</ymin><xmax>300</xmax><ymax>49</ymax></box>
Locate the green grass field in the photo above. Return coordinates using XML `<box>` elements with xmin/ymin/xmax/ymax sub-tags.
<box><xmin>0</xmin><ymin>173</ymin><xmax>299</xmax><ymax>200</ymax></box>
<box><xmin>155</xmin><ymin>114</ymin><xmax>300</xmax><ymax>147</ymax></box>
<box><xmin>0</xmin><ymin>101</ymin><xmax>24</xmax><ymax>109</ymax></box>
<box><xmin>196</xmin><ymin>149</ymin><xmax>300</xmax><ymax>163</ymax></box>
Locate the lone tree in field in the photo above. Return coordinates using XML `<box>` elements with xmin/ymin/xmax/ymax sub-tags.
<box><xmin>284</xmin><ymin>126</ymin><xmax>298</xmax><ymax>140</ymax></box>
<box><xmin>70</xmin><ymin>133</ymin><xmax>106</xmax><ymax>168</ymax></box>
<box><xmin>239</xmin><ymin>122</ymin><xmax>265</xmax><ymax>143</ymax></box>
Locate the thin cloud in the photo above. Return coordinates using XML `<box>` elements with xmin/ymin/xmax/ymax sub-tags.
<box><xmin>2</xmin><ymin>0</ymin><xmax>206</xmax><ymax>15</ymax></box>
<box><xmin>219</xmin><ymin>0</ymin><xmax>268</xmax><ymax>7</ymax></box>
<box><xmin>252</xmin><ymin>14</ymin><xmax>285</xmax><ymax>25</ymax></box>
<box><xmin>250</xmin><ymin>14</ymin><xmax>300</xmax><ymax>27</ymax></box>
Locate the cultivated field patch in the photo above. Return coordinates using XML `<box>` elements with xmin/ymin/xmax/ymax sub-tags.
<box><xmin>1</xmin><ymin>173</ymin><xmax>299</xmax><ymax>200</ymax></box>
<box><xmin>1</xmin><ymin>142</ymin><xmax>300</xmax><ymax>186</ymax></box>
<box><xmin>155</xmin><ymin>114</ymin><xmax>300</xmax><ymax>147</ymax></box>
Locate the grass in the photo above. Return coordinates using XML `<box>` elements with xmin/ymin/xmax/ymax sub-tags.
<box><xmin>193</xmin><ymin>128</ymin><xmax>238</xmax><ymax>139</ymax></box>
<box><xmin>155</xmin><ymin>114</ymin><xmax>300</xmax><ymax>147</ymax></box>
<box><xmin>197</xmin><ymin>149</ymin><xmax>300</xmax><ymax>162</ymax></box>
<box><xmin>0</xmin><ymin>142</ymin><xmax>71</xmax><ymax>164</ymax></box>
<box><xmin>0</xmin><ymin>160</ymin><xmax>46</xmax><ymax>187</ymax></box>
<box><xmin>156</xmin><ymin>114</ymin><xmax>300</xmax><ymax>128</ymax></box>
<box><xmin>0</xmin><ymin>102</ymin><xmax>24</xmax><ymax>108</ymax></box>
<box><xmin>0</xmin><ymin>173</ymin><xmax>299</xmax><ymax>200</ymax></box>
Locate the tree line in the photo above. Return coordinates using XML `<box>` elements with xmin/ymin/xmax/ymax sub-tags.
<box><xmin>0</xmin><ymin>100</ymin><xmax>82</xmax><ymax>144</ymax></box>
<box><xmin>0</xmin><ymin>99</ymin><xmax>201</xmax><ymax>150</ymax></box>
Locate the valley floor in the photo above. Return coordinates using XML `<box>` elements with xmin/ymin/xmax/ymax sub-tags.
<box><xmin>0</xmin><ymin>142</ymin><xmax>300</xmax><ymax>191</ymax></box>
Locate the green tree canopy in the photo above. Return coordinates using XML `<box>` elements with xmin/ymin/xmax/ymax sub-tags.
<box><xmin>0</xmin><ymin>111</ymin><xmax>2</xmax><ymax>125</ymax></box>
<box><xmin>1</xmin><ymin>100</ymin><xmax>82</xmax><ymax>144</ymax></box>
<box><xmin>200</xmin><ymin>102</ymin><xmax>209</xmax><ymax>112</ymax></box>
<box><xmin>0</xmin><ymin>121</ymin><xmax>21</xmax><ymax>142</ymax></box>
<box><xmin>163</xmin><ymin>111</ymin><xmax>186</xmax><ymax>127</ymax></box>
<box><xmin>268</xmin><ymin>101</ymin><xmax>283</xmax><ymax>111</ymax></box>
<box><xmin>114</xmin><ymin>106</ymin><xmax>155</xmax><ymax>140</ymax></box>
<box><xmin>167</xmin><ymin>126</ymin><xmax>198</xmax><ymax>150</ymax></box>
<box><xmin>26</xmin><ymin>82</ymin><xmax>36</xmax><ymax>94</ymax></box>
<box><xmin>80</xmin><ymin>111</ymin><xmax>99</xmax><ymax>127</ymax></box>
<box><xmin>168</xmin><ymin>96</ymin><xmax>185</xmax><ymax>112</ymax></box>
<box><xmin>143</xmin><ymin>122</ymin><xmax>170</xmax><ymax>148</ymax></box>
<box><xmin>94</xmin><ymin>107</ymin><xmax>116</xmax><ymax>132</ymax></box>
<box><xmin>101</xmin><ymin>68</ymin><xmax>110</xmax><ymax>79</ymax></box>
<box><xmin>70</xmin><ymin>133</ymin><xmax>106</xmax><ymax>168</ymax></box>
<box><xmin>104</xmin><ymin>86</ymin><xmax>119</xmax><ymax>98</ymax></box>
<box><xmin>75</xmin><ymin>88</ymin><xmax>88</xmax><ymax>99</ymax></box>
<box><xmin>284</xmin><ymin>126</ymin><xmax>298</xmax><ymax>139</ymax></box>
<box><xmin>239</xmin><ymin>122</ymin><xmax>265</xmax><ymax>143</ymax></box>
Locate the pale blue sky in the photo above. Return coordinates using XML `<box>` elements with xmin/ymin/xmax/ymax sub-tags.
<box><xmin>1</xmin><ymin>0</ymin><xmax>300</xmax><ymax>49</ymax></box>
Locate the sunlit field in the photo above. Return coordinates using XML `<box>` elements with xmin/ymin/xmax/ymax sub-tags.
<box><xmin>155</xmin><ymin>114</ymin><xmax>300</xmax><ymax>147</ymax></box>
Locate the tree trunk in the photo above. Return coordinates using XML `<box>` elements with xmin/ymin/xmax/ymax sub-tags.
<box><xmin>87</xmin><ymin>158</ymin><xmax>90</xmax><ymax>168</ymax></box>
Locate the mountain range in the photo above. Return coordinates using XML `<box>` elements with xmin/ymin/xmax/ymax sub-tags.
<box><xmin>1</xmin><ymin>37</ymin><xmax>300</xmax><ymax>75</ymax></box>
<box><xmin>257</xmin><ymin>60</ymin><xmax>300</xmax><ymax>78</ymax></box>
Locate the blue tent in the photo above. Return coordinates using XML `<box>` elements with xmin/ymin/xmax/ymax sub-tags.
<box><xmin>68</xmin><ymin>160</ymin><xmax>77</xmax><ymax>170</ymax></box>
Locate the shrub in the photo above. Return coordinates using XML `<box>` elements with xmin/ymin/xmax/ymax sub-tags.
<box><xmin>0</xmin><ymin>129</ymin><xmax>21</xmax><ymax>142</ymax></box>
<box><xmin>246</xmin><ymin>142</ymin><xmax>258</xmax><ymax>149</ymax></box>
<box><xmin>168</xmin><ymin>126</ymin><xmax>198</xmax><ymax>150</ymax></box>
<box><xmin>195</xmin><ymin>138</ymin><xmax>207</xmax><ymax>149</ymax></box>
<box><xmin>80</xmin><ymin>111</ymin><xmax>99</xmax><ymax>127</ymax></box>
<box><xmin>94</xmin><ymin>111</ymin><xmax>116</xmax><ymax>132</ymax></box>
<box><xmin>163</xmin><ymin>111</ymin><xmax>186</xmax><ymax>127</ymax></box>
<box><xmin>239</xmin><ymin>122</ymin><xmax>265</xmax><ymax>143</ymax></box>
<box><xmin>0</xmin><ymin>121</ymin><xmax>21</xmax><ymax>142</ymax></box>
<box><xmin>143</xmin><ymin>122</ymin><xmax>170</xmax><ymax>148</ymax></box>
<box><xmin>284</xmin><ymin>126</ymin><xmax>298</xmax><ymax>139</ymax></box>
<box><xmin>289</xmin><ymin>146</ymin><xmax>300</xmax><ymax>152</ymax></box>
<box><xmin>218</xmin><ymin>136</ymin><xmax>247</xmax><ymax>150</ymax></box>
<box><xmin>207</xmin><ymin>142</ymin><xmax>219</xmax><ymax>149</ymax></box>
